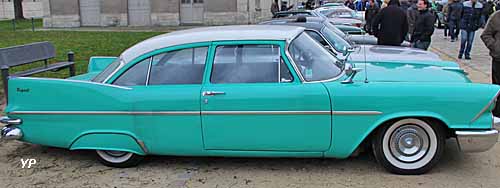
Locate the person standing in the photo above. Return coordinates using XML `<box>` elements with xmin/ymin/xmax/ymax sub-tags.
<box><xmin>345</xmin><ymin>0</ymin><xmax>356</xmax><ymax>10</ymax></box>
<box><xmin>459</xmin><ymin>0</ymin><xmax>483</xmax><ymax>59</ymax></box>
<box><xmin>365</xmin><ymin>0</ymin><xmax>380</xmax><ymax>34</ymax></box>
<box><xmin>448</xmin><ymin>0</ymin><xmax>463</xmax><ymax>42</ymax></box>
<box><xmin>372</xmin><ymin>0</ymin><xmax>409</xmax><ymax>45</ymax></box>
<box><xmin>481</xmin><ymin>11</ymin><xmax>500</xmax><ymax>116</ymax></box>
<box><xmin>412</xmin><ymin>0</ymin><xmax>436</xmax><ymax>50</ymax></box>
<box><xmin>483</xmin><ymin>0</ymin><xmax>495</xmax><ymax>23</ymax></box>
<box><xmin>401</xmin><ymin>0</ymin><xmax>412</xmax><ymax>12</ymax></box>
<box><xmin>407</xmin><ymin>0</ymin><xmax>419</xmax><ymax>41</ymax></box>
<box><xmin>443</xmin><ymin>1</ymin><xmax>451</xmax><ymax>38</ymax></box>
<box><xmin>305</xmin><ymin>0</ymin><xmax>314</xmax><ymax>10</ymax></box>
<box><xmin>271</xmin><ymin>0</ymin><xmax>280</xmax><ymax>16</ymax></box>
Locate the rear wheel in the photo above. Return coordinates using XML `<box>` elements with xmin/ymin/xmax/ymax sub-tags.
<box><xmin>96</xmin><ymin>150</ymin><xmax>144</xmax><ymax>168</ymax></box>
<box><xmin>372</xmin><ymin>118</ymin><xmax>445</xmax><ymax>175</ymax></box>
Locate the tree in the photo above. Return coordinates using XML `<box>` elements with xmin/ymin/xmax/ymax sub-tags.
<box><xmin>13</xmin><ymin>0</ymin><xmax>24</xmax><ymax>19</ymax></box>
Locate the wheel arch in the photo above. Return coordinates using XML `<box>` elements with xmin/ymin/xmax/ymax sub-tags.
<box><xmin>353</xmin><ymin>112</ymin><xmax>452</xmax><ymax>156</ymax></box>
<box><xmin>69</xmin><ymin>131</ymin><xmax>147</xmax><ymax>155</ymax></box>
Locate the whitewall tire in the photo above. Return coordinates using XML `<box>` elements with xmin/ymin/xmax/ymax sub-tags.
<box><xmin>372</xmin><ymin>118</ymin><xmax>445</xmax><ymax>175</ymax></box>
<box><xmin>96</xmin><ymin>150</ymin><xmax>144</xmax><ymax>168</ymax></box>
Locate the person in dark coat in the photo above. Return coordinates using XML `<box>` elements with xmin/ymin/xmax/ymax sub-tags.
<box><xmin>345</xmin><ymin>0</ymin><xmax>356</xmax><ymax>10</ymax></box>
<box><xmin>459</xmin><ymin>0</ymin><xmax>483</xmax><ymax>59</ymax></box>
<box><xmin>365</xmin><ymin>0</ymin><xmax>380</xmax><ymax>34</ymax></box>
<box><xmin>447</xmin><ymin>0</ymin><xmax>463</xmax><ymax>42</ymax></box>
<box><xmin>407</xmin><ymin>1</ymin><xmax>419</xmax><ymax>41</ymax></box>
<box><xmin>481</xmin><ymin>11</ymin><xmax>500</xmax><ymax>116</ymax></box>
<box><xmin>483</xmin><ymin>0</ymin><xmax>495</xmax><ymax>23</ymax></box>
<box><xmin>412</xmin><ymin>0</ymin><xmax>436</xmax><ymax>50</ymax></box>
<box><xmin>372</xmin><ymin>0</ymin><xmax>409</xmax><ymax>46</ymax></box>
<box><xmin>271</xmin><ymin>0</ymin><xmax>280</xmax><ymax>16</ymax></box>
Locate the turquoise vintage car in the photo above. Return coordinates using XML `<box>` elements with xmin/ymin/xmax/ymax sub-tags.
<box><xmin>1</xmin><ymin>25</ymin><xmax>499</xmax><ymax>175</ymax></box>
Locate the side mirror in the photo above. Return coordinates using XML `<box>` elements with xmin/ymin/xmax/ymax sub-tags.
<box><xmin>341</xmin><ymin>63</ymin><xmax>363</xmax><ymax>84</ymax></box>
<box><xmin>342</xmin><ymin>46</ymin><xmax>356</xmax><ymax>56</ymax></box>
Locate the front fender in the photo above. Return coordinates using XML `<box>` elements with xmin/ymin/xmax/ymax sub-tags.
<box><xmin>323</xmin><ymin>82</ymin><xmax>500</xmax><ymax>158</ymax></box>
<box><xmin>69</xmin><ymin>132</ymin><xmax>146</xmax><ymax>155</ymax></box>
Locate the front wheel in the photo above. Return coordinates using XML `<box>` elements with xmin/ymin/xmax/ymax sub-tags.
<box><xmin>96</xmin><ymin>150</ymin><xmax>144</xmax><ymax>168</ymax></box>
<box><xmin>372</xmin><ymin>118</ymin><xmax>445</xmax><ymax>175</ymax></box>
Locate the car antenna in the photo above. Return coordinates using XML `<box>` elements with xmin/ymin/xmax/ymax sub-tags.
<box><xmin>363</xmin><ymin>34</ymin><xmax>368</xmax><ymax>83</ymax></box>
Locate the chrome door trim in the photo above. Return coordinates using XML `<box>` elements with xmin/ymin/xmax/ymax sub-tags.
<box><xmin>332</xmin><ymin>111</ymin><xmax>383</xmax><ymax>115</ymax></box>
<box><xmin>8</xmin><ymin>111</ymin><xmax>200</xmax><ymax>115</ymax></box>
<box><xmin>9</xmin><ymin>110</ymin><xmax>382</xmax><ymax>116</ymax></box>
<box><xmin>201</xmin><ymin>111</ymin><xmax>331</xmax><ymax>115</ymax></box>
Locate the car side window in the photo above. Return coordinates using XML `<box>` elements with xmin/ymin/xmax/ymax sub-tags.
<box><xmin>113</xmin><ymin>57</ymin><xmax>150</xmax><ymax>86</ymax></box>
<box><xmin>210</xmin><ymin>44</ymin><xmax>292</xmax><ymax>84</ymax></box>
<box><xmin>149</xmin><ymin>47</ymin><xmax>208</xmax><ymax>85</ymax></box>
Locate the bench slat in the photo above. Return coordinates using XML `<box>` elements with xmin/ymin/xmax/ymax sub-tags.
<box><xmin>0</xmin><ymin>42</ymin><xmax>56</xmax><ymax>67</ymax></box>
<box><xmin>12</xmin><ymin>62</ymin><xmax>75</xmax><ymax>77</ymax></box>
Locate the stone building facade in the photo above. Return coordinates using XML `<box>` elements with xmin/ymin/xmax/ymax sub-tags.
<box><xmin>0</xmin><ymin>0</ymin><xmax>44</xmax><ymax>20</ymax></box>
<box><xmin>41</xmin><ymin>0</ymin><xmax>294</xmax><ymax>28</ymax></box>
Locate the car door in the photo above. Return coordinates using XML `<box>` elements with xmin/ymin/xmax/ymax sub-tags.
<box><xmin>110</xmin><ymin>44</ymin><xmax>210</xmax><ymax>155</ymax></box>
<box><xmin>200</xmin><ymin>41</ymin><xmax>332</xmax><ymax>152</ymax></box>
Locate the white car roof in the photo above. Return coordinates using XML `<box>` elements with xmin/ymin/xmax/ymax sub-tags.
<box><xmin>120</xmin><ymin>25</ymin><xmax>305</xmax><ymax>63</ymax></box>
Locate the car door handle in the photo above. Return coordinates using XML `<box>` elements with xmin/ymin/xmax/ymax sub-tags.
<box><xmin>202</xmin><ymin>91</ymin><xmax>226</xmax><ymax>96</ymax></box>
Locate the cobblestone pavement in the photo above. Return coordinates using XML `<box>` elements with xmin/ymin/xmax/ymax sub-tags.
<box><xmin>0</xmin><ymin>28</ymin><xmax>500</xmax><ymax>188</ymax></box>
<box><xmin>430</xmin><ymin>28</ymin><xmax>492</xmax><ymax>83</ymax></box>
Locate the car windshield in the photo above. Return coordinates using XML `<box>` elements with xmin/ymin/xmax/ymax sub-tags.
<box><xmin>321</xmin><ymin>25</ymin><xmax>353</xmax><ymax>52</ymax></box>
<box><xmin>92</xmin><ymin>59</ymin><xmax>121</xmax><ymax>83</ymax></box>
<box><xmin>288</xmin><ymin>33</ymin><xmax>343</xmax><ymax>82</ymax></box>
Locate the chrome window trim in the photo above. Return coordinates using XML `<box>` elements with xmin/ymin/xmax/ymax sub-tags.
<box><xmin>102</xmin><ymin>58</ymin><xmax>126</xmax><ymax>84</ymax></box>
<box><xmin>14</xmin><ymin>77</ymin><xmax>132</xmax><ymax>90</ymax></box>
<box><xmin>285</xmin><ymin>32</ymin><xmax>346</xmax><ymax>84</ymax></box>
<box><xmin>145</xmin><ymin>57</ymin><xmax>153</xmax><ymax>86</ymax></box>
<box><xmin>470</xmin><ymin>90</ymin><xmax>500</xmax><ymax>123</ymax></box>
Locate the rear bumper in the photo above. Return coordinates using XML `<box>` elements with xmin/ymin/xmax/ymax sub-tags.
<box><xmin>0</xmin><ymin>116</ymin><xmax>23</xmax><ymax>141</ymax></box>
<box><xmin>456</xmin><ymin>116</ymin><xmax>500</xmax><ymax>153</ymax></box>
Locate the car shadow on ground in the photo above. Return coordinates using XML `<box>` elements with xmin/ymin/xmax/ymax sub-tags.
<box><xmin>2</xmin><ymin>139</ymin><xmax>471</xmax><ymax>176</ymax></box>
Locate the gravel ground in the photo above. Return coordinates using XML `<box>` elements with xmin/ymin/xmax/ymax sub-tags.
<box><xmin>0</xmin><ymin>29</ymin><xmax>499</xmax><ymax>188</ymax></box>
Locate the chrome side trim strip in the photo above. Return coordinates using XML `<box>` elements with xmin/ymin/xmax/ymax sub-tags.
<box><xmin>8</xmin><ymin>111</ymin><xmax>199</xmax><ymax>115</ymax></box>
<box><xmin>14</xmin><ymin>77</ymin><xmax>132</xmax><ymax>90</ymax></box>
<box><xmin>471</xmin><ymin>90</ymin><xmax>500</xmax><ymax>123</ymax></box>
<box><xmin>9</xmin><ymin>110</ymin><xmax>382</xmax><ymax>116</ymax></box>
<box><xmin>201</xmin><ymin>111</ymin><xmax>331</xmax><ymax>115</ymax></box>
<box><xmin>332</xmin><ymin>111</ymin><xmax>382</xmax><ymax>115</ymax></box>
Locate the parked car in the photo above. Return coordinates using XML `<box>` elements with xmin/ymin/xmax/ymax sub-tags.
<box><xmin>264</xmin><ymin>17</ymin><xmax>412</xmax><ymax>48</ymax></box>
<box><xmin>316</xmin><ymin>7</ymin><xmax>364</xmax><ymax>27</ymax></box>
<box><xmin>1</xmin><ymin>25</ymin><xmax>499</xmax><ymax>175</ymax></box>
<box><xmin>272</xmin><ymin>10</ymin><xmax>322</xmax><ymax>18</ymax></box>
<box><xmin>260</xmin><ymin>17</ymin><xmax>440</xmax><ymax>63</ymax></box>
<box><xmin>321</xmin><ymin>2</ymin><xmax>345</xmax><ymax>7</ymax></box>
<box><xmin>272</xmin><ymin>10</ymin><xmax>366</xmax><ymax>35</ymax></box>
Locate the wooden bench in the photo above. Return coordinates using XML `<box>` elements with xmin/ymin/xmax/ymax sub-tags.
<box><xmin>0</xmin><ymin>42</ymin><xmax>75</xmax><ymax>99</ymax></box>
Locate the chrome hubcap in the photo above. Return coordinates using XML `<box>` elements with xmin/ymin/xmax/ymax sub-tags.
<box><xmin>389</xmin><ymin>124</ymin><xmax>429</xmax><ymax>163</ymax></box>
